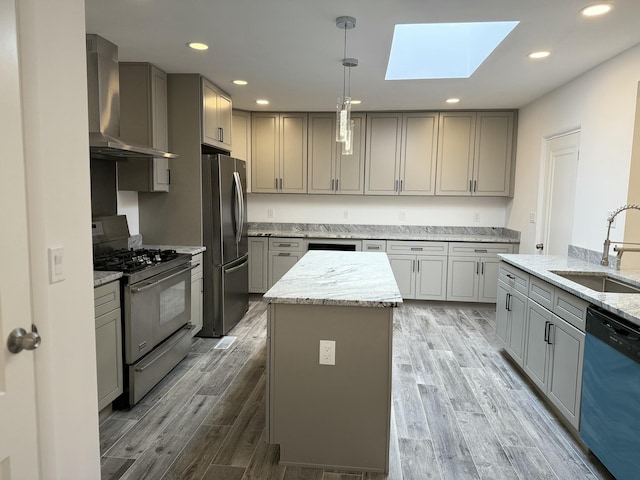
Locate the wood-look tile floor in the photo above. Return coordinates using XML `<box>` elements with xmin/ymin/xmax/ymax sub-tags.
<box><xmin>100</xmin><ymin>298</ymin><xmax>614</xmax><ymax>480</ymax></box>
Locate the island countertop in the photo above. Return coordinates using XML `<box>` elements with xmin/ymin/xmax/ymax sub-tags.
<box><xmin>263</xmin><ymin>251</ymin><xmax>403</xmax><ymax>308</ymax></box>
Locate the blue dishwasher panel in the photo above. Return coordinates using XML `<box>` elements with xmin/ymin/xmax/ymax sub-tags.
<box><xmin>580</xmin><ymin>333</ymin><xmax>640</xmax><ymax>480</ymax></box>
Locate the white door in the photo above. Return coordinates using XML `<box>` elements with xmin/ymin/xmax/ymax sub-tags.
<box><xmin>541</xmin><ymin>132</ymin><xmax>580</xmax><ymax>255</ymax></box>
<box><xmin>0</xmin><ymin>0</ymin><xmax>41</xmax><ymax>477</ymax></box>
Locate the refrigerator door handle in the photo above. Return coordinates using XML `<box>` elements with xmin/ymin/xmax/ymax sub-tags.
<box><xmin>233</xmin><ymin>171</ymin><xmax>243</xmax><ymax>244</ymax></box>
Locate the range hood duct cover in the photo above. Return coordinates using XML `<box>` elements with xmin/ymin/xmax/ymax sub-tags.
<box><xmin>86</xmin><ymin>34</ymin><xmax>178</xmax><ymax>160</ymax></box>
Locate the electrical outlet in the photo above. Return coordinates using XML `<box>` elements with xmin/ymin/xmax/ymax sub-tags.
<box><xmin>319</xmin><ymin>340</ymin><xmax>335</xmax><ymax>365</ymax></box>
<box><xmin>473</xmin><ymin>212</ymin><xmax>480</xmax><ymax>223</ymax></box>
<box><xmin>529</xmin><ymin>212</ymin><xmax>537</xmax><ymax>224</ymax></box>
<box><xmin>343</xmin><ymin>209</ymin><xmax>349</xmax><ymax>219</ymax></box>
<box><xmin>267</xmin><ymin>208</ymin><xmax>274</xmax><ymax>219</ymax></box>
<box><xmin>399</xmin><ymin>211</ymin><xmax>406</xmax><ymax>221</ymax></box>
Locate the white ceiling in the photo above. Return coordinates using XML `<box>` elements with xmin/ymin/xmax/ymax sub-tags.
<box><xmin>84</xmin><ymin>0</ymin><xmax>640</xmax><ymax>112</ymax></box>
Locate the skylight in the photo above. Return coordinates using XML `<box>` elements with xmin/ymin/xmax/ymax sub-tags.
<box><xmin>385</xmin><ymin>21</ymin><xmax>520</xmax><ymax>80</ymax></box>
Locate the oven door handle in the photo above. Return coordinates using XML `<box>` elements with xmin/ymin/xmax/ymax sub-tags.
<box><xmin>130</xmin><ymin>264</ymin><xmax>197</xmax><ymax>293</ymax></box>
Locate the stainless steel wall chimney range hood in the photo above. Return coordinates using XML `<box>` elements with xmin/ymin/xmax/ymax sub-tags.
<box><xmin>86</xmin><ymin>34</ymin><xmax>178</xmax><ymax>160</ymax></box>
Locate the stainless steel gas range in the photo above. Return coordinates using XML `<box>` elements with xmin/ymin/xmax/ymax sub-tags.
<box><xmin>93</xmin><ymin>215</ymin><xmax>195</xmax><ymax>408</ymax></box>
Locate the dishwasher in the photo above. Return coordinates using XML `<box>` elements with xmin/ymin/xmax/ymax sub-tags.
<box><xmin>580</xmin><ymin>306</ymin><xmax>640</xmax><ymax>480</ymax></box>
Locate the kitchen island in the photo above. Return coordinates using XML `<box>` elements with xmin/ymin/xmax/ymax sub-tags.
<box><xmin>263</xmin><ymin>251</ymin><xmax>402</xmax><ymax>473</ymax></box>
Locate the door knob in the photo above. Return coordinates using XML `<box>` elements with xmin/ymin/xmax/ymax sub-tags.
<box><xmin>7</xmin><ymin>324</ymin><xmax>41</xmax><ymax>354</ymax></box>
<box><xmin>536</xmin><ymin>243</ymin><xmax>544</xmax><ymax>250</ymax></box>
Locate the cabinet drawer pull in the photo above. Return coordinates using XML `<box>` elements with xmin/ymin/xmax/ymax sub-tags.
<box><xmin>410</xmin><ymin>247</ymin><xmax>423</xmax><ymax>251</ymax></box>
<box><xmin>367</xmin><ymin>245</ymin><xmax>380</xmax><ymax>250</ymax></box>
<box><xmin>506</xmin><ymin>274</ymin><xmax>515</xmax><ymax>280</ymax></box>
<box><xmin>474</xmin><ymin>249</ymin><xmax>488</xmax><ymax>253</ymax></box>
<box><xmin>278</xmin><ymin>252</ymin><xmax>291</xmax><ymax>257</ymax></box>
<box><xmin>277</xmin><ymin>243</ymin><xmax>292</xmax><ymax>247</ymax></box>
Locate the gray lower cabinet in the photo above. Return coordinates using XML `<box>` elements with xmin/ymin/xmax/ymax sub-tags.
<box><xmin>249</xmin><ymin>237</ymin><xmax>269</xmax><ymax>293</ymax></box>
<box><xmin>267</xmin><ymin>238</ymin><xmax>305</xmax><ymax>289</ymax></box>
<box><xmin>496</xmin><ymin>263</ymin><xmax>529</xmax><ymax>366</ymax></box>
<box><xmin>498</xmin><ymin>261</ymin><xmax>586</xmax><ymax>431</ymax></box>
<box><xmin>386</xmin><ymin>241</ymin><xmax>447</xmax><ymax>300</ymax></box>
<box><xmin>94</xmin><ymin>281</ymin><xmax>123</xmax><ymax>411</ymax></box>
<box><xmin>447</xmin><ymin>243</ymin><xmax>513</xmax><ymax>302</ymax></box>
<box><xmin>523</xmin><ymin>300</ymin><xmax>585</xmax><ymax>429</ymax></box>
<box><xmin>190</xmin><ymin>253</ymin><xmax>204</xmax><ymax>336</ymax></box>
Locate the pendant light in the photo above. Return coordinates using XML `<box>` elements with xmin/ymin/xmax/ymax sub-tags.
<box><xmin>336</xmin><ymin>16</ymin><xmax>358</xmax><ymax>155</ymax></box>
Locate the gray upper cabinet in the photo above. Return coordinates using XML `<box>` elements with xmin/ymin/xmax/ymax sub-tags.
<box><xmin>251</xmin><ymin>112</ymin><xmax>308</xmax><ymax>193</ymax></box>
<box><xmin>201</xmin><ymin>77</ymin><xmax>232</xmax><ymax>151</ymax></box>
<box><xmin>436</xmin><ymin>111</ymin><xmax>515</xmax><ymax>197</ymax></box>
<box><xmin>308</xmin><ymin>113</ymin><xmax>365</xmax><ymax>195</ymax></box>
<box><xmin>118</xmin><ymin>63</ymin><xmax>170</xmax><ymax>192</ymax></box>
<box><xmin>365</xmin><ymin>112</ymin><xmax>438</xmax><ymax>195</ymax></box>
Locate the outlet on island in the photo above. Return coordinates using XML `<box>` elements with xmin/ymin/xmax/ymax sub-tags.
<box><xmin>319</xmin><ymin>340</ymin><xmax>336</xmax><ymax>365</ymax></box>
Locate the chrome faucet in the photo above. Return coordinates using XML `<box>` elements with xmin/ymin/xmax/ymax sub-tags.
<box><xmin>601</xmin><ymin>204</ymin><xmax>640</xmax><ymax>267</ymax></box>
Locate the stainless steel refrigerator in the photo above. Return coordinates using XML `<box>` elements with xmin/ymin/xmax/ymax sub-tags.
<box><xmin>200</xmin><ymin>154</ymin><xmax>249</xmax><ymax>337</ymax></box>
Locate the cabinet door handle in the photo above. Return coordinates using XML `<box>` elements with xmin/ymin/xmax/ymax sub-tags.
<box><xmin>544</xmin><ymin>321</ymin><xmax>550</xmax><ymax>343</ymax></box>
<box><xmin>506</xmin><ymin>293</ymin><xmax>511</xmax><ymax>312</ymax></box>
<box><xmin>275</xmin><ymin>178</ymin><xmax>278</xmax><ymax>190</ymax></box>
<box><xmin>218</xmin><ymin>127</ymin><xmax>223</xmax><ymax>143</ymax></box>
<box><xmin>412</xmin><ymin>259</ymin><xmax>415</xmax><ymax>272</ymax></box>
<box><xmin>505</xmin><ymin>293</ymin><xmax>509</xmax><ymax>311</ymax></box>
<box><xmin>336</xmin><ymin>179</ymin><xmax>339</xmax><ymax>191</ymax></box>
<box><xmin>476</xmin><ymin>261</ymin><xmax>479</xmax><ymax>275</ymax></box>
<box><xmin>167</xmin><ymin>169</ymin><xmax>171</xmax><ymax>185</ymax></box>
<box><xmin>331</xmin><ymin>179</ymin><xmax>335</xmax><ymax>191</ymax></box>
<box><xmin>546</xmin><ymin>323</ymin><xmax>554</xmax><ymax>344</ymax></box>
<box><xmin>395</xmin><ymin>180</ymin><xmax>399</xmax><ymax>192</ymax></box>
<box><xmin>400</xmin><ymin>179</ymin><xmax>403</xmax><ymax>192</ymax></box>
<box><xmin>469</xmin><ymin>179</ymin><xmax>473</xmax><ymax>192</ymax></box>
<box><xmin>473</xmin><ymin>180</ymin><xmax>477</xmax><ymax>192</ymax></box>
<box><xmin>416</xmin><ymin>259</ymin><xmax>419</xmax><ymax>272</ymax></box>
<box><xmin>481</xmin><ymin>262</ymin><xmax>484</xmax><ymax>275</ymax></box>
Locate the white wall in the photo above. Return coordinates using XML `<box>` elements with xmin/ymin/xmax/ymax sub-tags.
<box><xmin>18</xmin><ymin>0</ymin><xmax>101</xmax><ymax>477</ymax></box>
<box><xmin>248</xmin><ymin>194</ymin><xmax>511</xmax><ymax>227</ymax></box>
<box><xmin>118</xmin><ymin>190</ymin><xmax>140</xmax><ymax>235</ymax></box>
<box><xmin>510</xmin><ymin>43</ymin><xmax>640</xmax><ymax>254</ymax></box>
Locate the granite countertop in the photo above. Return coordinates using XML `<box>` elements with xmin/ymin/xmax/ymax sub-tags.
<box><xmin>264</xmin><ymin>251</ymin><xmax>403</xmax><ymax>308</ymax></box>
<box><xmin>143</xmin><ymin>245</ymin><xmax>207</xmax><ymax>255</ymax></box>
<box><xmin>247</xmin><ymin>223</ymin><xmax>520</xmax><ymax>244</ymax></box>
<box><xmin>94</xmin><ymin>271</ymin><xmax>123</xmax><ymax>287</ymax></box>
<box><xmin>499</xmin><ymin>254</ymin><xmax>640</xmax><ymax>327</ymax></box>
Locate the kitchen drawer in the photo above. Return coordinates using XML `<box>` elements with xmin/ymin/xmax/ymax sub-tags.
<box><xmin>190</xmin><ymin>253</ymin><xmax>203</xmax><ymax>278</ymax></box>
<box><xmin>362</xmin><ymin>240</ymin><xmax>387</xmax><ymax>252</ymax></box>
<box><xmin>448</xmin><ymin>242</ymin><xmax>513</xmax><ymax>256</ymax></box>
<box><xmin>529</xmin><ymin>276</ymin><xmax>554</xmax><ymax>311</ymax></box>
<box><xmin>94</xmin><ymin>281</ymin><xmax>121</xmax><ymax>318</ymax></box>
<box><xmin>268</xmin><ymin>237</ymin><xmax>305</xmax><ymax>252</ymax></box>
<box><xmin>498</xmin><ymin>262</ymin><xmax>529</xmax><ymax>296</ymax></box>
<box><xmin>386</xmin><ymin>240</ymin><xmax>448</xmax><ymax>255</ymax></box>
<box><xmin>553</xmin><ymin>289</ymin><xmax>587</xmax><ymax>331</ymax></box>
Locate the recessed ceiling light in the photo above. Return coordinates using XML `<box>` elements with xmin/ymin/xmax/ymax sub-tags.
<box><xmin>580</xmin><ymin>3</ymin><xmax>614</xmax><ymax>17</ymax></box>
<box><xmin>528</xmin><ymin>50</ymin><xmax>551</xmax><ymax>59</ymax></box>
<box><xmin>351</xmin><ymin>99</ymin><xmax>362</xmax><ymax>105</ymax></box>
<box><xmin>187</xmin><ymin>42</ymin><xmax>209</xmax><ymax>51</ymax></box>
<box><xmin>446</xmin><ymin>98</ymin><xmax>460</xmax><ymax>104</ymax></box>
<box><xmin>256</xmin><ymin>99</ymin><xmax>269</xmax><ymax>105</ymax></box>
<box><xmin>233</xmin><ymin>80</ymin><xmax>248</xmax><ymax>86</ymax></box>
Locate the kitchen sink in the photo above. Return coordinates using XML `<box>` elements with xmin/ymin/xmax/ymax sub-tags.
<box><xmin>550</xmin><ymin>271</ymin><xmax>640</xmax><ymax>293</ymax></box>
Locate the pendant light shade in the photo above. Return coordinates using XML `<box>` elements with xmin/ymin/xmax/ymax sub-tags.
<box><xmin>336</xmin><ymin>16</ymin><xmax>357</xmax><ymax>155</ymax></box>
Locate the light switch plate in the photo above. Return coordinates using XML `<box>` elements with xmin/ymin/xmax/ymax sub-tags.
<box><xmin>48</xmin><ymin>246</ymin><xmax>65</xmax><ymax>283</ymax></box>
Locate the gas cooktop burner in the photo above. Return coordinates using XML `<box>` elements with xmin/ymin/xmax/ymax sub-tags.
<box><xmin>94</xmin><ymin>248</ymin><xmax>180</xmax><ymax>274</ymax></box>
